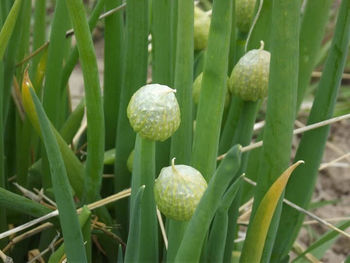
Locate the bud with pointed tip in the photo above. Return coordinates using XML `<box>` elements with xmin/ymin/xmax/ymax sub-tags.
<box><xmin>154</xmin><ymin>159</ymin><xmax>207</xmax><ymax>221</ymax></box>
<box><xmin>229</xmin><ymin>41</ymin><xmax>270</xmax><ymax>101</ymax></box>
<box><xmin>127</xmin><ymin>84</ymin><xmax>181</xmax><ymax>141</ymax></box>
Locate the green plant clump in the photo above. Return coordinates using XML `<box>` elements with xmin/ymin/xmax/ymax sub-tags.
<box><xmin>0</xmin><ymin>0</ymin><xmax>348</xmax><ymax>262</ymax></box>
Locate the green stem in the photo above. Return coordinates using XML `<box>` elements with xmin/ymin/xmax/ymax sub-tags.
<box><xmin>125</xmin><ymin>185</ymin><xmax>145</xmax><ymax>263</ymax></box>
<box><xmin>15</xmin><ymin>0</ymin><xmax>31</xmax><ymax>188</ymax></box>
<box><xmin>60</xmin><ymin>0</ymin><xmax>107</xmax><ymax>94</ymax></box>
<box><xmin>30</xmin><ymin>0</ymin><xmax>46</xmax><ymax>79</ymax></box>
<box><xmin>219</xmin><ymin>96</ymin><xmax>243</xmax><ymax>154</ymax></box>
<box><xmin>104</xmin><ymin>0</ymin><xmax>124</xmax><ymax>150</ymax></box>
<box><xmin>43</xmin><ymin>0</ymin><xmax>70</xmax><ymax>128</ymax></box>
<box><xmin>167</xmin><ymin>0</ymin><xmax>194</xmax><ymax>258</ymax></box>
<box><xmin>114</xmin><ymin>0</ymin><xmax>148</xmax><ymax>237</ymax></box>
<box><xmin>191</xmin><ymin>0</ymin><xmax>233</xmax><ymax>181</ymax></box>
<box><xmin>223</xmin><ymin>100</ymin><xmax>259</xmax><ymax>261</ymax></box>
<box><xmin>170</xmin><ymin>0</ymin><xmax>193</xmax><ymax>165</ymax></box>
<box><xmin>0</xmin><ymin>0</ymin><xmax>22</xmax><ymax>59</ymax></box>
<box><xmin>0</xmin><ymin>63</ymin><xmax>6</xmax><ymax>247</ymax></box>
<box><xmin>207</xmin><ymin>178</ymin><xmax>242</xmax><ymax>262</ymax></box>
<box><xmin>246</xmin><ymin>0</ymin><xmax>272</xmax><ymax>51</ymax></box>
<box><xmin>152</xmin><ymin>0</ymin><xmax>172</xmax><ymax>174</ymax></box>
<box><xmin>273</xmin><ymin>0</ymin><xmax>350</xmax><ymax>260</ymax></box>
<box><xmin>65</xmin><ymin>0</ymin><xmax>105</xmax><ymax>203</ymax></box>
<box><xmin>248</xmin><ymin>0</ymin><xmax>300</xmax><ymax>261</ymax></box>
<box><xmin>129</xmin><ymin>134</ymin><xmax>158</xmax><ymax>262</ymax></box>
<box><xmin>296</xmin><ymin>0</ymin><xmax>333</xmax><ymax>111</ymax></box>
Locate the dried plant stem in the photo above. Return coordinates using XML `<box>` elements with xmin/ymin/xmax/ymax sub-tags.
<box><xmin>3</xmin><ymin>222</ymin><xmax>53</xmax><ymax>252</ymax></box>
<box><xmin>0</xmin><ymin>249</ymin><xmax>13</xmax><ymax>263</ymax></box>
<box><xmin>0</xmin><ymin>189</ymin><xmax>131</xmax><ymax>240</ymax></box>
<box><xmin>243</xmin><ymin>177</ymin><xmax>350</xmax><ymax>240</ymax></box>
<box><xmin>156</xmin><ymin>208</ymin><xmax>168</xmax><ymax>250</ymax></box>
<box><xmin>319</xmin><ymin>152</ymin><xmax>350</xmax><ymax>170</ymax></box>
<box><xmin>218</xmin><ymin>112</ymin><xmax>350</xmax><ymax>160</ymax></box>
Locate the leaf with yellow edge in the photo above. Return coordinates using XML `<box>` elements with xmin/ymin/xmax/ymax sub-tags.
<box><xmin>22</xmin><ymin>69</ymin><xmax>41</xmax><ymax>134</ymax></box>
<box><xmin>240</xmin><ymin>160</ymin><xmax>304</xmax><ymax>263</ymax></box>
<box><xmin>21</xmin><ymin>69</ymin><xmax>84</xmax><ymax>198</ymax></box>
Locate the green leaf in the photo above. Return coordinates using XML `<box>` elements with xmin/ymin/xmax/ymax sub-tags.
<box><xmin>0</xmin><ymin>0</ymin><xmax>22</xmax><ymax>59</ymax></box>
<box><xmin>125</xmin><ymin>185</ymin><xmax>145</xmax><ymax>263</ymax></box>
<box><xmin>30</xmin><ymin>86</ymin><xmax>87</xmax><ymax>262</ymax></box>
<box><xmin>65</xmin><ymin>0</ymin><xmax>105</xmax><ymax>203</ymax></box>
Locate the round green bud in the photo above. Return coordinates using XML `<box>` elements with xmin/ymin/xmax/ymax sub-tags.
<box><xmin>127</xmin><ymin>84</ymin><xmax>181</xmax><ymax>141</ymax></box>
<box><xmin>229</xmin><ymin>42</ymin><xmax>270</xmax><ymax>101</ymax></box>
<box><xmin>236</xmin><ymin>0</ymin><xmax>257</xmax><ymax>33</ymax></box>
<box><xmin>194</xmin><ymin>6</ymin><xmax>211</xmax><ymax>50</ymax></box>
<box><xmin>154</xmin><ymin>159</ymin><xmax>207</xmax><ymax>221</ymax></box>
<box><xmin>192</xmin><ymin>73</ymin><xmax>231</xmax><ymax>108</ymax></box>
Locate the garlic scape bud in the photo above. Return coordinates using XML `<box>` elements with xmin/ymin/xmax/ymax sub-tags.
<box><xmin>127</xmin><ymin>84</ymin><xmax>181</xmax><ymax>141</ymax></box>
<box><xmin>236</xmin><ymin>0</ymin><xmax>257</xmax><ymax>33</ymax></box>
<box><xmin>229</xmin><ymin>41</ymin><xmax>270</xmax><ymax>101</ymax></box>
<box><xmin>154</xmin><ymin>158</ymin><xmax>207</xmax><ymax>221</ymax></box>
<box><xmin>194</xmin><ymin>6</ymin><xmax>211</xmax><ymax>50</ymax></box>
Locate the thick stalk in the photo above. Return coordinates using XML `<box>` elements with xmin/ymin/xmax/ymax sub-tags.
<box><xmin>152</xmin><ymin>0</ymin><xmax>172</xmax><ymax>174</ymax></box>
<box><xmin>15</xmin><ymin>0</ymin><xmax>31</xmax><ymax>187</ymax></box>
<box><xmin>218</xmin><ymin>32</ymin><xmax>247</xmax><ymax>155</ymax></box>
<box><xmin>248</xmin><ymin>0</ymin><xmax>300</xmax><ymax>261</ymax></box>
<box><xmin>43</xmin><ymin>0</ymin><xmax>70</xmax><ymax>128</ymax></box>
<box><xmin>0</xmin><ymin>0</ymin><xmax>22</xmax><ymax>59</ymax></box>
<box><xmin>223</xmin><ymin>100</ymin><xmax>259</xmax><ymax>261</ymax></box>
<box><xmin>30</xmin><ymin>0</ymin><xmax>46</xmax><ymax>78</ymax></box>
<box><xmin>296</xmin><ymin>0</ymin><xmax>333</xmax><ymax>110</ymax></box>
<box><xmin>191</xmin><ymin>0</ymin><xmax>233</xmax><ymax>181</ymax></box>
<box><xmin>60</xmin><ymin>0</ymin><xmax>108</xmax><ymax>93</ymax></box>
<box><xmin>65</xmin><ymin>0</ymin><xmax>105</xmax><ymax>203</ymax></box>
<box><xmin>104</xmin><ymin>0</ymin><xmax>124</xmax><ymax>150</ymax></box>
<box><xmin>0</xmin><ymin>63</ymin><xmax>6</xmax><ymax>248</ymax></box>
<box><xmin>167</xmin><ymin>0</ymin><xmax>194</xmax><ymax>259</ymax></box>
<box><xmin>272</xmin><ymin>0</ymin><xmax>350</xmax><ymax>260</ymax></box>
<box><xmin>114</xmin><ymin>0</ymin><xmax>148</xmax><ymax>236</ymax></box>
<box><xmin>129</xmin><ymin>135</ymin><xmax>158</xmax><ymax>262</ymax></box>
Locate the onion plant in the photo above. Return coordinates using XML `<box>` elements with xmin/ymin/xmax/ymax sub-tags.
<box><xmin>0</xmin><ymin>0</ymin><xmax>349</xmax><ymax>262</ymax></box>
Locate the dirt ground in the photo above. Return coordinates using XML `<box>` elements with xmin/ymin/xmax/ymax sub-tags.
<box><xmin>69</xmin><ymin>38</ymin><xmax>349</xmax><ymax>262</ymax></box>
<box><xmin>296</xmin><ymin>119</ymin><xmax>350</xmax><ymax>262</ymax></box>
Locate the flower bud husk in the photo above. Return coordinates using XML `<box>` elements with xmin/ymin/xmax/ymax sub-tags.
<box><xmin>229</xmin><ymin>44</ymin><xmax>270</xmax><ymax>101</ymax></box>
<box><xmin>154</xmin><ymin>160</ymin><xmax>207</xmax><ymax>221</ymax></box>
<box><xmin>127</xmin><ymin>84</ymin><xmax>181</xmax><ymax>141</ymax></box>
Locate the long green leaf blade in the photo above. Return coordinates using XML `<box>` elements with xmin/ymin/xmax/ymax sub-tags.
<box><xmin>0</xmin><ymin>0</ymin><xmax>22</xmax><ymax>59</ymax></box>
<box><xmin>65</xmin><ymin>0</ymin><xmax>105</xmax><ymax>203</ymax></box>
<box><xmin>191</xmin><ymin>0</ymin><xmax>233</xmax><ymax>181</ymax></box>
<box><xmin>30</xmin><ymin>87</ymin><xmax>87</xmax><ymax>262</ymax></box>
